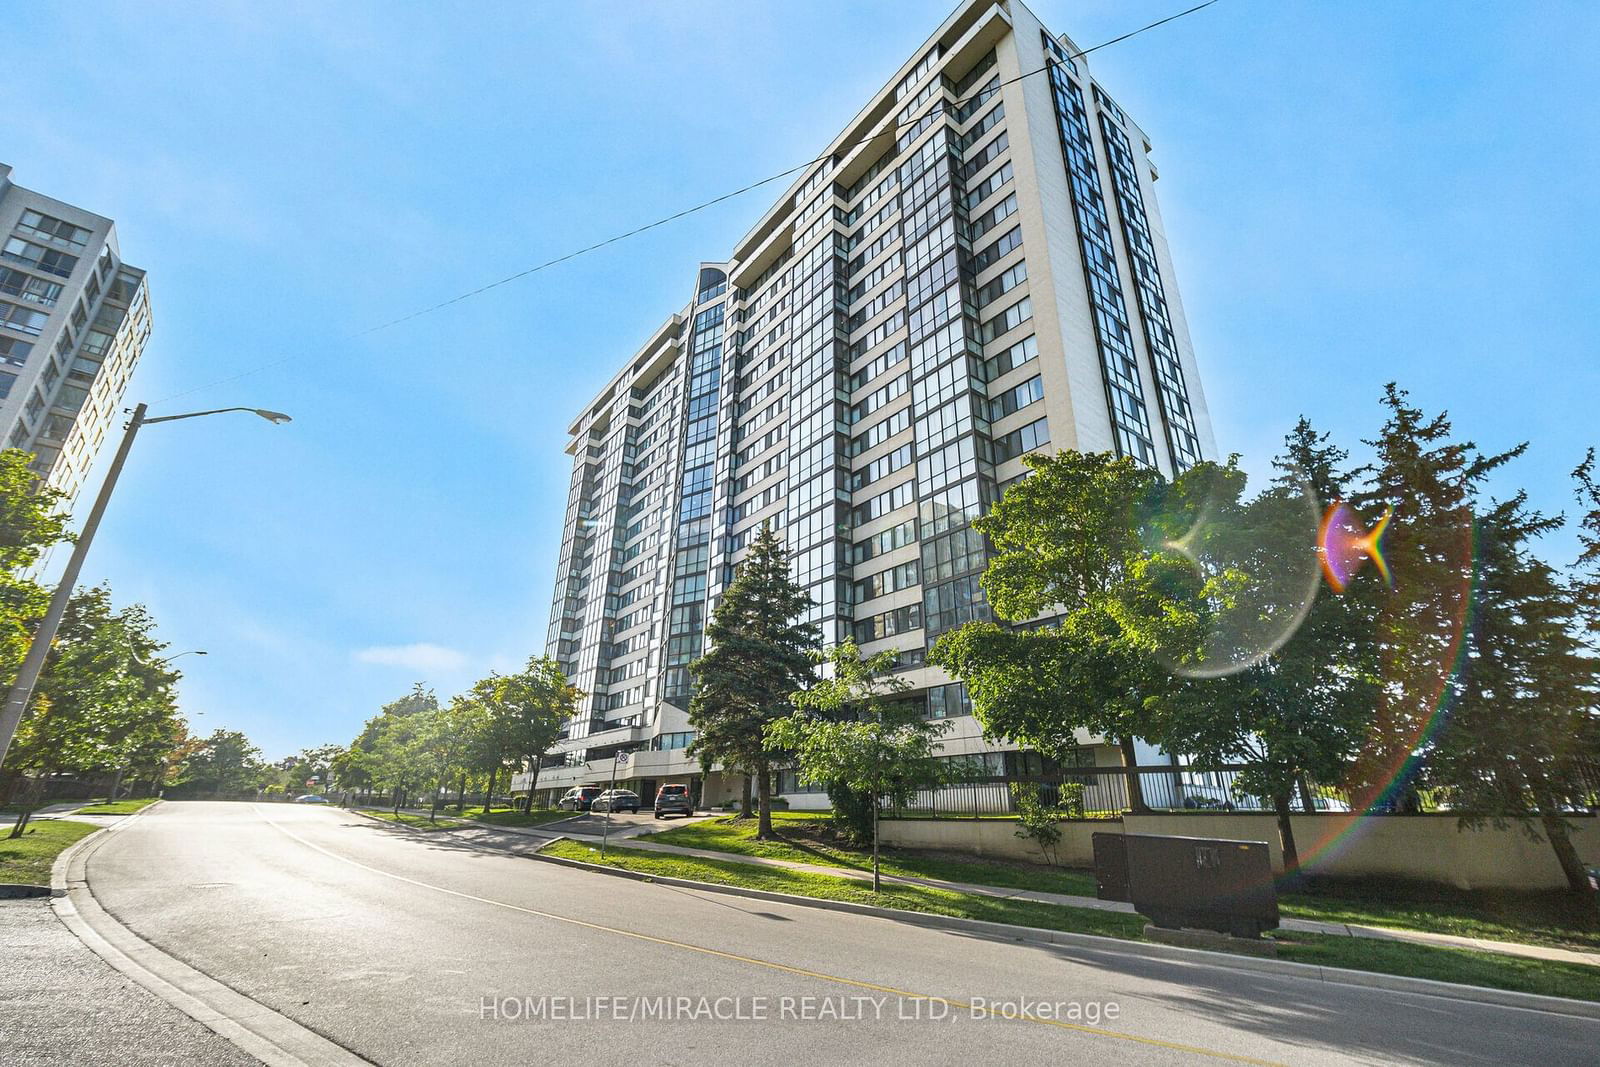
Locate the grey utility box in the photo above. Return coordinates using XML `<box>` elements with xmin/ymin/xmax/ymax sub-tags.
<box><xmin>1111</xmin><ymin>833</ymin><xmax>1279</xmax><ymax>939</ymax></box>
<box><xmin>1092</xmin><ymin>831</ymin><xmax>1131</xmax><ymax>902</ymax></box>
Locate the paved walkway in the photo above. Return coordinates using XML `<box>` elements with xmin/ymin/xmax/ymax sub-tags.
<box><xmin>547</xmin><ymin>835</ymin><xmax>1600</xmax><ymax>969</ymax></box>
<box><xmin>0</xmin><ymin>897</ymin><xmax>259</xmax><ymax>1065</ymax></box>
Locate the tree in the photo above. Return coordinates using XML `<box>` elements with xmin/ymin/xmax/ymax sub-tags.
<box><xmin>930</xmin><ymin>451</ymin><xmax>1210</xmax><ymax>812</ymax></box>
<box><xmin>336</xmin><ymin>684</ymin><xmax>438</xmax><ymax>800</ymax></box>
<box><xmin>770</xmin><ymin>641</ymin><xmax>948</xmax><ymax>889</ymax></box>
<box><xmin>1574</xmin><ymin>450</ymin><xmax>1600</xmax><ymax>642</ymax></box>
<box><xmin>1349</xmin><ymin>385</ymin><xmax>1523</xmax><ymax>808</ymax></box>
<box><xmin>5</xmin><ymin>586</ymin><xmax>186</xmax><ymax>831</ymax></box>
<box><xmin>689</xmin><ymin>522</ymin><xmax>818</xmax><ymax>839</ymax></box>
<box><xmin>184</xmin><ymin>729</ymin><xmax>265</xmax><ymax>797</ymax></box>
<box><xmin>486</xmin><ymin>656</ymin><xmax>579</xmax><ymax>806</ymax></box>
<box><xmin>1427</xmin><ymin>490</ymin><xmax>1599</xmax><ymax>893</ymax></box>
<box><xmin>1163</xmin><ymin>421</ymin><xmax>1380</xmax><ymax>876</ymax></box>
<box><xmin>0</xmin><ymin>448</ymin><xmax>72</xmax><ymax>684</ymax></box>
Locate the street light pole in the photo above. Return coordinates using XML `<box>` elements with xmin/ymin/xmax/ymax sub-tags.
<box><xmin>0</xmin><ymin>403</ymin><xmax>289</xmax><ymax>771</ymax></box>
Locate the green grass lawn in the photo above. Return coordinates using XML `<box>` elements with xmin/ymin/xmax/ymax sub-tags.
<box><xmin>1279</xmin><ymin>879</ymin><xmax>1600</xmax><ymax>951</ymax></box>
<box><xmin>72</xmin><ymin>798</ymin><xmax>161</xmax><ymax>816</ymax></box>
<box><xmin>544</xmin><ymin>839</ymin><xmax>1600</xmax><ymax>1003</ymax></box>
<box><xmin>643</xmin><ymin>814</ymin><xmax>1600</xmax><ymax>952</ymax></box>
<box><xmin>358</xmin><ymin>809</ymin><xmax>468</xmax><ymax>831</ymax></box>
<box><xmin>462</xmin><ymin>807</ymin><xmax>571</xmax><ymax>828</ymax></box>
<box><xmin>0</xmin><ymin>819</ymin><xmax>99</xmax><ymax>885</ymax></box>
<box><xmin>644</xmin><ymin>813</ymin><xmax>1095</xmax><ymax>896</ymax></box>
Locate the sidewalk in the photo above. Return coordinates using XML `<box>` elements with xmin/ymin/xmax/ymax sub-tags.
<box><xmin>0</xmin><ymin>897</ymin><xmax>258</xmax><ymax>1066</ymax></box>
<box><xmin>0</xmin><ymin>802</ymin><xmax>89</xmax><ymax>830</ymax></box>
<box><xmin>559</xmin><ymin>836</ymin><xmax>1600</xmax><ymax>969</ymax></box>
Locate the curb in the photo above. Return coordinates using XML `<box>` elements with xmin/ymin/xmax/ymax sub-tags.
<box><xmin>50</xmin><ymin>800</ymin><xmax>371</xmax><ymax>1067</ymax></box>
<box><xmin>526</xmin><ymin>844</ymin><xmax>1600</xmax><ymax>1022</ymax></box>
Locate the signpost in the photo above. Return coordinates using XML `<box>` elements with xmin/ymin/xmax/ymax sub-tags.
<box><xmin>601</xmin><ymin>750</ymin><xmax>629</xmax><ymax>860</ymax></box>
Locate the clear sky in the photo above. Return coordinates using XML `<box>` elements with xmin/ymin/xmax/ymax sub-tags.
<box><xmin>3</xmin><ymin>1</ymin><xmax>1596</xmax><ymax>759</ymax></box>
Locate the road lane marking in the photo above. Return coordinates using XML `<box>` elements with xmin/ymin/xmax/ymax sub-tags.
<box><xmin>258</xmin><ymin>808</ymin><xmax>1281</xmax><ymax>1065</ymax></box>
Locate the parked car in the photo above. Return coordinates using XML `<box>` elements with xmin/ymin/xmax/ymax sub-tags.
<box><xmin>293</xmin><ymin>794</ymin><xmax>329</xmax><ymax>804</ymax></box>
<box><xmin>653</xmin><ymin>784</ymin><xmax>694</xmax><ymax>819</ymax></box>
<box><xmin>591</xmin><ymin>789</ymin><xmax>641</xmax><ymax>814</ymax></box>
<box><xmin>557</xmin><ymin>786</ymin><xmax>604</xmax><ymax>811</ymax></box>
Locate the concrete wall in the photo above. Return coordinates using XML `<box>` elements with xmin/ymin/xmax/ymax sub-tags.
<box><xmin>880</xmin><ymin>812</ymin><xmax>1600</xmax><ymax>891</ymax></box>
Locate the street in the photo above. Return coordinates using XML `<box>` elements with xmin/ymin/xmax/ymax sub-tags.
<box><xmin>68</xmin><ymin>802</ymin><xmax>1600</xmax><ymax>1065</ymax></box>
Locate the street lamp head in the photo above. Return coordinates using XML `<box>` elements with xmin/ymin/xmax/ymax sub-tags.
<box><xmin>253</xmin><ymin>409</ymin><xmax>293</xmax><ymax>425</ymax></box>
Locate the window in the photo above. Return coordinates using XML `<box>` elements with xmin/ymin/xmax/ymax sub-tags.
<box><xmin>978</xmin><ymin>296</ymin><xmax>1031</xmax><ymax>344</ymax></box>
<box><xmin>853</xmin><ymin>560</ymin><xmax>918</xmax><ymax>603</ymax></box>
<box><xmin>975</xmin><ymin>260</ymin><xmax>1027</xmax><ymax>308</ymax></box>
<box><xmin>0</xmin><ymin>336</ymin><xmax>31</xmax><ymax>368</ymax></box>
<box><xmin>853</xmin><ymin>604</ymin><xmax>922</xmax><ymax>644</ymax></box>
<box><xmin>987</xmin><ymin>375</ymin><xmax>1043</xmax><ymax>421</ymax></box>
<box><xmin>0</xmin><ymin>266</ymin><xmax>62</xmax><ymax>307</ymax></box>
<box><xmin>923</xmin><ymin>574</ymin><xmax>989</xmax><ymax>634</ymax></box>
<box><xmin>0</xmin><ymin>371</ymin><xmax>15</xmax><ymax>400</ymax></box>
<box><xmin>0</xmin><ymin>300</ymin><xmax>49</xmax><ymax>337</ymax></box>
<box><xmin>980</xmin><ymin>334</ymin><xmax>1038</xmax><ymax>382</ymax></box>
<box><xmin>990</xmin><ymin>416</ymin><xmax>1051</xmax><ymax>462</ymax></box>
<box><xmin>2</xmin><ymin>238</ymin><xmax>77</xmax><ymax>279</ymax></box>
<box><xmin>851</xmin><ymin>518</ymin><xmax>917</xmax><ymax>564</ymax></box>
<box><xmin>17</xmin><ymin>210</ymin><xmax>90</xmax><ymax>251</ymax></box>
<box><xmin>927</xmin><ymin>682</ymin><xmax>971</xmax><ymax>720</ymax></box>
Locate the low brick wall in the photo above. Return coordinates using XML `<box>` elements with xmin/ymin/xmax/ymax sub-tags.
<box><xmin>879</xmin><ymin>812</ymin><xmax>1600</xmax><ymax>891</ymax></box>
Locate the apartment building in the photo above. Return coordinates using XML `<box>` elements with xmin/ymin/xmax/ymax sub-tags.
<box><xmin>518</xmin><ymin>0</ymin><xmax>1216</xmax><ymax>809</ymax></box>
<box><xmin>0</xmin><ymin>164</ymin><xmax>152</xmax><ymax>503</ymax></box>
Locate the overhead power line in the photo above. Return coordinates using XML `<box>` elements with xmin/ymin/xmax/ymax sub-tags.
<box><xmin>151</xmin><ymin>0</ymin><xmax>1220</xmax><ymax>407</ymax></box>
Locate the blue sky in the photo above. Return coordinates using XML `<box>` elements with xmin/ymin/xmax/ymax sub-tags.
<box><xmin>3</xmin><ymin>1</ymin><xmax>1596</xmax><ymax>759</ymax></box>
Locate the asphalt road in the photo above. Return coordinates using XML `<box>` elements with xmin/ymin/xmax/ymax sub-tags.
<box><xmin>77</xmin><ymin>802</ymin><xmax>1600</xmax><ymax>1066</ymax></box>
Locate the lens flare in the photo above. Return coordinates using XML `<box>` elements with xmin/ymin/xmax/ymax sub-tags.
<box><xmin>1158</xmin><ymin>472</ymin><xmax>1325</xmax><ymax>680</ymax></box>
<box><xmin>1318</xmin><ymin>501</ymin><xmax>1393</xmax><ymax>593</ymax></box>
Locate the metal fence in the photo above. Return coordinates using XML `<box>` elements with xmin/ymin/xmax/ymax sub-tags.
<box><xmin>884</xmin><ymin>763</ymin><xmax>1600</xmax><ymax>820</ymax></box>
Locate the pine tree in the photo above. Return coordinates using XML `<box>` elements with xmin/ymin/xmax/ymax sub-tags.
<box><xmin>1429</xmin><ymin>491</ymin><xmax>1598</xmax><ymax>894</ymax></box>
<box><xmin>1350</xmin><ymin>384</ymin><xmax>1522</xmax><ymax>808</ymax></box>
<box><xmin>688</xmin><ymin>522</ymin><xmax>818</xmax><ymax>838</ymax></box>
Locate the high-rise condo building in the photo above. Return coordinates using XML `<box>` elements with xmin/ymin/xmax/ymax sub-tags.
<box><xmin>0</xmin><ymin>163</ymin><xmax>152</xmax><ymax>502</ymax></box>
<box><xmin>520</xmin><ymin>0</ymin><xmax>1216</xmax><ymax>809</ymax></box>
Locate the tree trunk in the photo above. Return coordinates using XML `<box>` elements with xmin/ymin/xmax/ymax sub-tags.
<box><xmin>484</xmin><ymin>766</ymin><xmax>497</xmax><ymax>813</ymax></box>
<box><xmin>755</xmin><ymin>758</ymin><xmax>775</xmax><ymax>839</ymax></box>
<box><xmin>106</xmin><ymin>765</ymin><xmax>125</xmax><ymax>804</ymax></box>
<box><xmin>1296</xmin><ymin>772</ymin><xmax>1317</xmax><ymax>815</ymax></box>
<box><xmin>1273</xmin><ymin>790</ymin><xmax>1302</xmax><ymax>885</ymax></box>
<box><xmin>1117</xmin><ymin>737</ymin><xmax>1149</xmax><ymax>813</ymax></box>
<box><xmin>456</xmin><ymin>774</ymin><xmax>467</xmax><ymax>814</ymax></box>
<box><xmin>529</xmin><ymin>760</ymin><xmax>542</xmax><ymax>807</ymax></box>
<box><xmin>737</xmin><ymin>773</ymin><xmax>753</xmax><ymax>820</ymax></box>
<box><xmin>1539</xmin><ymin>810</ymin><xmax>1594</xmax><ymax>895</ymax></box>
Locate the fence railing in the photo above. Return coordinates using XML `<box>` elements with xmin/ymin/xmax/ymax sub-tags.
<box><xmin>883</xmin><ymin>763</ymin><xmax>1600</xmax><ymax>820</ymax></box>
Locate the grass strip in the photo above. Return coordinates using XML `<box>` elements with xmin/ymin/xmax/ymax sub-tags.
<box><xmin>0</xmin><ymin>819</ymin><xmax>99</xmax><ymax>885</ymax></box>
<box><xmin>72</xmin><ymin>798</ymin><xmax>161</xmax><ymax>816</ymax></box>
<box><xmin>545</xmin><ymin>839</ymin><xmax>1600</xmax><ymax>1003</ymax></box>
<box><xmin>646</xmin><ymin>815</ymin><xmax>1600</xmax><ymax>952</ymax></box>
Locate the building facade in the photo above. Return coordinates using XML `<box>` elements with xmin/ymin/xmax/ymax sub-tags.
<box><xmin>0</xmin><ymin>164</ymin><xmax>152</xmax><ymax>502</ymax></box>
<box><xmin>519</xmin><ymin>0</ymin><xmax>1216</xmax><ymax>809</ymax></box>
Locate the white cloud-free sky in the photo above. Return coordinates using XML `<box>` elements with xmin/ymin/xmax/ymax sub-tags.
<box><xmin>3</xmin><ymin>1</ymin><xmax>1596</xmax><ymax>758</ymax></box>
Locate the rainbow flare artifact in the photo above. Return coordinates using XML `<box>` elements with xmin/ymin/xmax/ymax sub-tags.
<box><xmin>1317</xmin><ymin>501</ymin><xmax>1393</xmax><ymax>593</ymax></box>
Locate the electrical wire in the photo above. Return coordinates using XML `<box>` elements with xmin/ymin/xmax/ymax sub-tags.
<box><xmin>149</xmin><ymin>0</ymin><xmax>1220</xmax><ymax>407</ymax></box>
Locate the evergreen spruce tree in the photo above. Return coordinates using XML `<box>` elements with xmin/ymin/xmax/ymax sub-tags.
<box><xmin>688</xmin><ymin>522</ymin><xmax>818</xmax><ymax>838</ymax></box>
<box><xmin>1429</xmin><ymin>490</ymin><xmax>1598</xmax><ymax>893</ymax></box>
<box><xmin>1350</xmin><ymin>385</ymin><xmax>1522</xmax><ymax>807</ymax></box>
